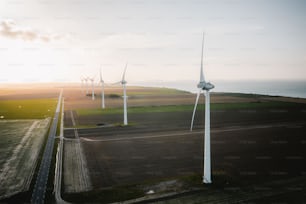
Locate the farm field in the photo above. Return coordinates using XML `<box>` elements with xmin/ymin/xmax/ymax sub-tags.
<box><xmin>61</xmin><ymin>85</ymin><xmax>306</xmax><ymax>203</ymax></box>
<box><xmin>63</xmin><ymin>136</ymin><xmax>92</xmax><ymax>193</ymax></box>
<box><xmin>1</xmin><ymin>83</ymin><xmax>305</xmax><ymax>203</ymax></box>
<box><xmin>0</xmin><ymin>119</ymin><xmax>50</xmax><ymax>199</ymax></box>
<box><xmin>0</xmin><ymin>84</ymin><xmax>59</xmax><ymax>201</ymax></box>
<box><xmin>0</xmin><ymin>99</ymin><xmax>57</xmax><ymax>119</ymax></box>
<box><xmin>69</xmin><ymin>107</ymin><xmax>306</xmax><ymax>184</ymax></box>
<box><xmin>0</xmin><ymin>83</ymin><xmax>62</xmax><ymax>100</ymax></box>
<box><xmin>62</xmin><ymin>84</ymin><xmax>281</xmax><ymax>110</ymax></box>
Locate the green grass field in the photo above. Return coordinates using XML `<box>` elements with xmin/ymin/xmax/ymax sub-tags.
<box><xmin>0</xmin><ymin>99</ymin><xmax>57</xmax><ymax>119</ymax></box>
<box><xmin>127</xmin><ymin>87</ymin><xmax>190</xmax><ymax>96</ymax></box>
<box><xmin>77</xmin><ymin>101</ymin><xmax>297</xmax><ymax>116</ymax></box>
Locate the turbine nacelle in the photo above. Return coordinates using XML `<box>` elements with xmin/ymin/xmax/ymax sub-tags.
<box><xmin>121</xmin><ymin>63</ymin><xmax>128</xmax><ymax>85</ymax></box>
<box><xmin>121</xmin><ymin>80</ymin><xmax>127</xmax><ymax>85</ymax></box>
<box><xmin>197</xmin><ymin>81</ymin><xmax>214</xmax><ymax>91</ymax></box>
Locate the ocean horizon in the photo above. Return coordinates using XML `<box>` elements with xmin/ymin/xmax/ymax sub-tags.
<box><xmin>132</xmin><ymin>80</ymin><xmax>306</xmax><ymax>99</ymax></box>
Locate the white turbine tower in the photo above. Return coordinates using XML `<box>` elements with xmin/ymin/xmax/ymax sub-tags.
<box><xmin>190</xmin><ymin>33</ymin><xmax>214</xmax><ymax>184</ymax></box>
<box><xmin>100</xmin><ymin>68</ymin><xmax>105</xmax><ymax>109</ymax></box>
<box><xmin>121</xmin><ymin>63</ymin><xmax>128</xmax><ymax>125</ymax></box>
<box><xmin>90</xmin><ymin>77</ymin><xmax>95</xmax><ymax>100</ymax></box>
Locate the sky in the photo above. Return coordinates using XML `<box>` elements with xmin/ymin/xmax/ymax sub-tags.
<box><xmin>0</xmin><ymin>0</ymin><xmax>305</xmax><ymax>84</ymax></box>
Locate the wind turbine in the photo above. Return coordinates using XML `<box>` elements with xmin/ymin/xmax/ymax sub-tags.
<box><xmin>190</xmin><ymin>33</ymin><xmax>214</xmax><ymax>184</ymax></box>
<box><xmin>80</xmin><ymin>77</ymin><xmax>85</xmax><ymax>94</ymax></box>
<box><xmin>121</xmin><ymin>63</ymin><xmax>128</xmax><ymax>125</ymax></box>
<box><xmin>100</xmin><ymin>68</ymin><xmax>105</xmax><ymax>109</ymax></box>
<box><xmin>89</xmin><ymin>77</ymin><xmax>95</xmax><ymax>100</ymax></box>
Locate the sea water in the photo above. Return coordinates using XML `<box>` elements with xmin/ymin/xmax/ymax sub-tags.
<box><xmin>133</xmin><ymin>80</ymin><xmax>306</xmax><ymax>99</ymax></box>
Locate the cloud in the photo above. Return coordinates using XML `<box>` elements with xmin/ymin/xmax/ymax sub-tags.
<box><xmin>0</xmin><ymin>19</ymin><xmax>61</xmax><ymax>42</ymax></box>
<box><xmin>96</xmin><ymin>33</ymin><xmax>172</xmax><ymax>50</ymax></box>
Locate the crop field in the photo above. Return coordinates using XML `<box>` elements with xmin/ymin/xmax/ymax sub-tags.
<box><xmin>62</xmin><ymin>109</ymin><xmax>92</xmax><ymax>194</ymax></box>
<box><xmin>81</xmin><ymin>123</ymin><xmax>306</xmax><ymax>184</ymax></box>
<box><xmin>69</xmin><ymin>101</ymin><xmax>306</xmax><ymax>130</ymax></box>
<box><xmin>0</xmin><ymin>87</ymin><xmax>59</xmax><ymax>200</ymax></box>
<box><xmin>76</xmin><ymin>101</ymin><xmax>298</xmax><ymax>116</ymax></box>
<box><xmin>63</xmin><ymin>139</ymin><xmax>92</xmax><ymax>193</ymax></box>
<box><xmin>63</xmin><ymin>85</ymin><xmax>278</xmax><ymax>110</ymax></box>
<box><xmin>0</xmin><ymin>99</ymin><xmax>57</xmax><ymax>119</ymax></box>
<box><xmin>62</xmin><ymin>85</ymin><xmax>306</xmax><ymax>203</ymax></box>
<box><xmin>0</xmin><ymin>83</ymin><xmax>62</xmax><ymax>100</ymax></box>
<box><xmin>63</xmin><ymin>107</ymin><xmax>306</xmax><ymax>203</ymax></box>
<box><xmin>0</xmin><ymin>119</ymin><xmax>50</xmax><ymax>199</ymax></box>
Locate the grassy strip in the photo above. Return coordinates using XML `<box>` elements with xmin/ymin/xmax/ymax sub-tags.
<box><xmin>126</xmin><ymin>88</ymin><xmax>190</xmax><ymax>96</ymax></box>
<box><xmin>56</xmin><ymin>99</ymin><xmax>63</xmax><ymax>136</ymax></box>
<box><xmin>0</xmin><ymin>99</ymin><xmax>57</xmax><ymax>119</ymax></box>
<box><xmin>77</xmin><ymin>101</ymin><xmax>297</xmax><ymax>116</ymax></box>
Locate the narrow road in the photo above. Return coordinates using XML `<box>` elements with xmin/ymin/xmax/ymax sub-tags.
<box><xmin>54</xmin><ymin>98</ymin><xmax>69</xmax><ymax>204</ymax></box>
<box><xmin>31</xmin><ymin>89</ymin><xmax>63</xmax><ymax>204</ymax></box>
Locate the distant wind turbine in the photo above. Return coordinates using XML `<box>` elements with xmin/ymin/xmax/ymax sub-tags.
<box><xmin>121</xmin><ymin>63</ymin><xmax>128</xmax><ymax>125</ymax></box>
<box><xmin>89</xmin><ymin>77</ymin><xmax>95</xmax><ymax>100</ymax></box>
<box><xmin>100</xmin><ymin>68</ymin><xmax>105</xmax><ymax>109</ymax></box>
<box><xmin>80</xmin><ymin>77</ymin><xmax>85</xmax><ymax>94</ymax></box>
<box><xmin>190</xmin><ymin>33</ymin><xmax>214</xmax><ymax>184</ymax></box>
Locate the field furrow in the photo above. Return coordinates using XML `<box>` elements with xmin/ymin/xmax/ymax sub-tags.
<box><xmin>63</xmin><ymin>139</ymin><xmax>92</xmax><ymax>193</ymax></box>
<box><xmin>0</xmin><ymin>119</ymin><xmax>50</xmax><ymax>199</ymax></box>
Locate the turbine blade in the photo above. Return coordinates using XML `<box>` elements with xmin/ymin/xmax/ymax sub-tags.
<box><xmin>111</xmin><ymin>81</ymin><xmax>121</xmax><ymax>85</ymax></box>
<box><xmin>93</xmin><ymin>75</ymin><xmax>97</xmax><ymax>81</ymax></box>
<box><xmin>190</xmin><ymin>89</ymin><xmax>201</xmax><ymax>131</ymax></box>
<box><xmin>100</xmin><ymin>67</ymin><xmax>103</xmax><ymax>82</ymax></box>
<box><xmin>122</xmin><ymin>63</ymin><xmax>128</xmax><ymax>81</ymax></box>
<box><xmin>200</xmin><ymin>32</ymin><xmax>205</xmax><ymax>82</ymax></box>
